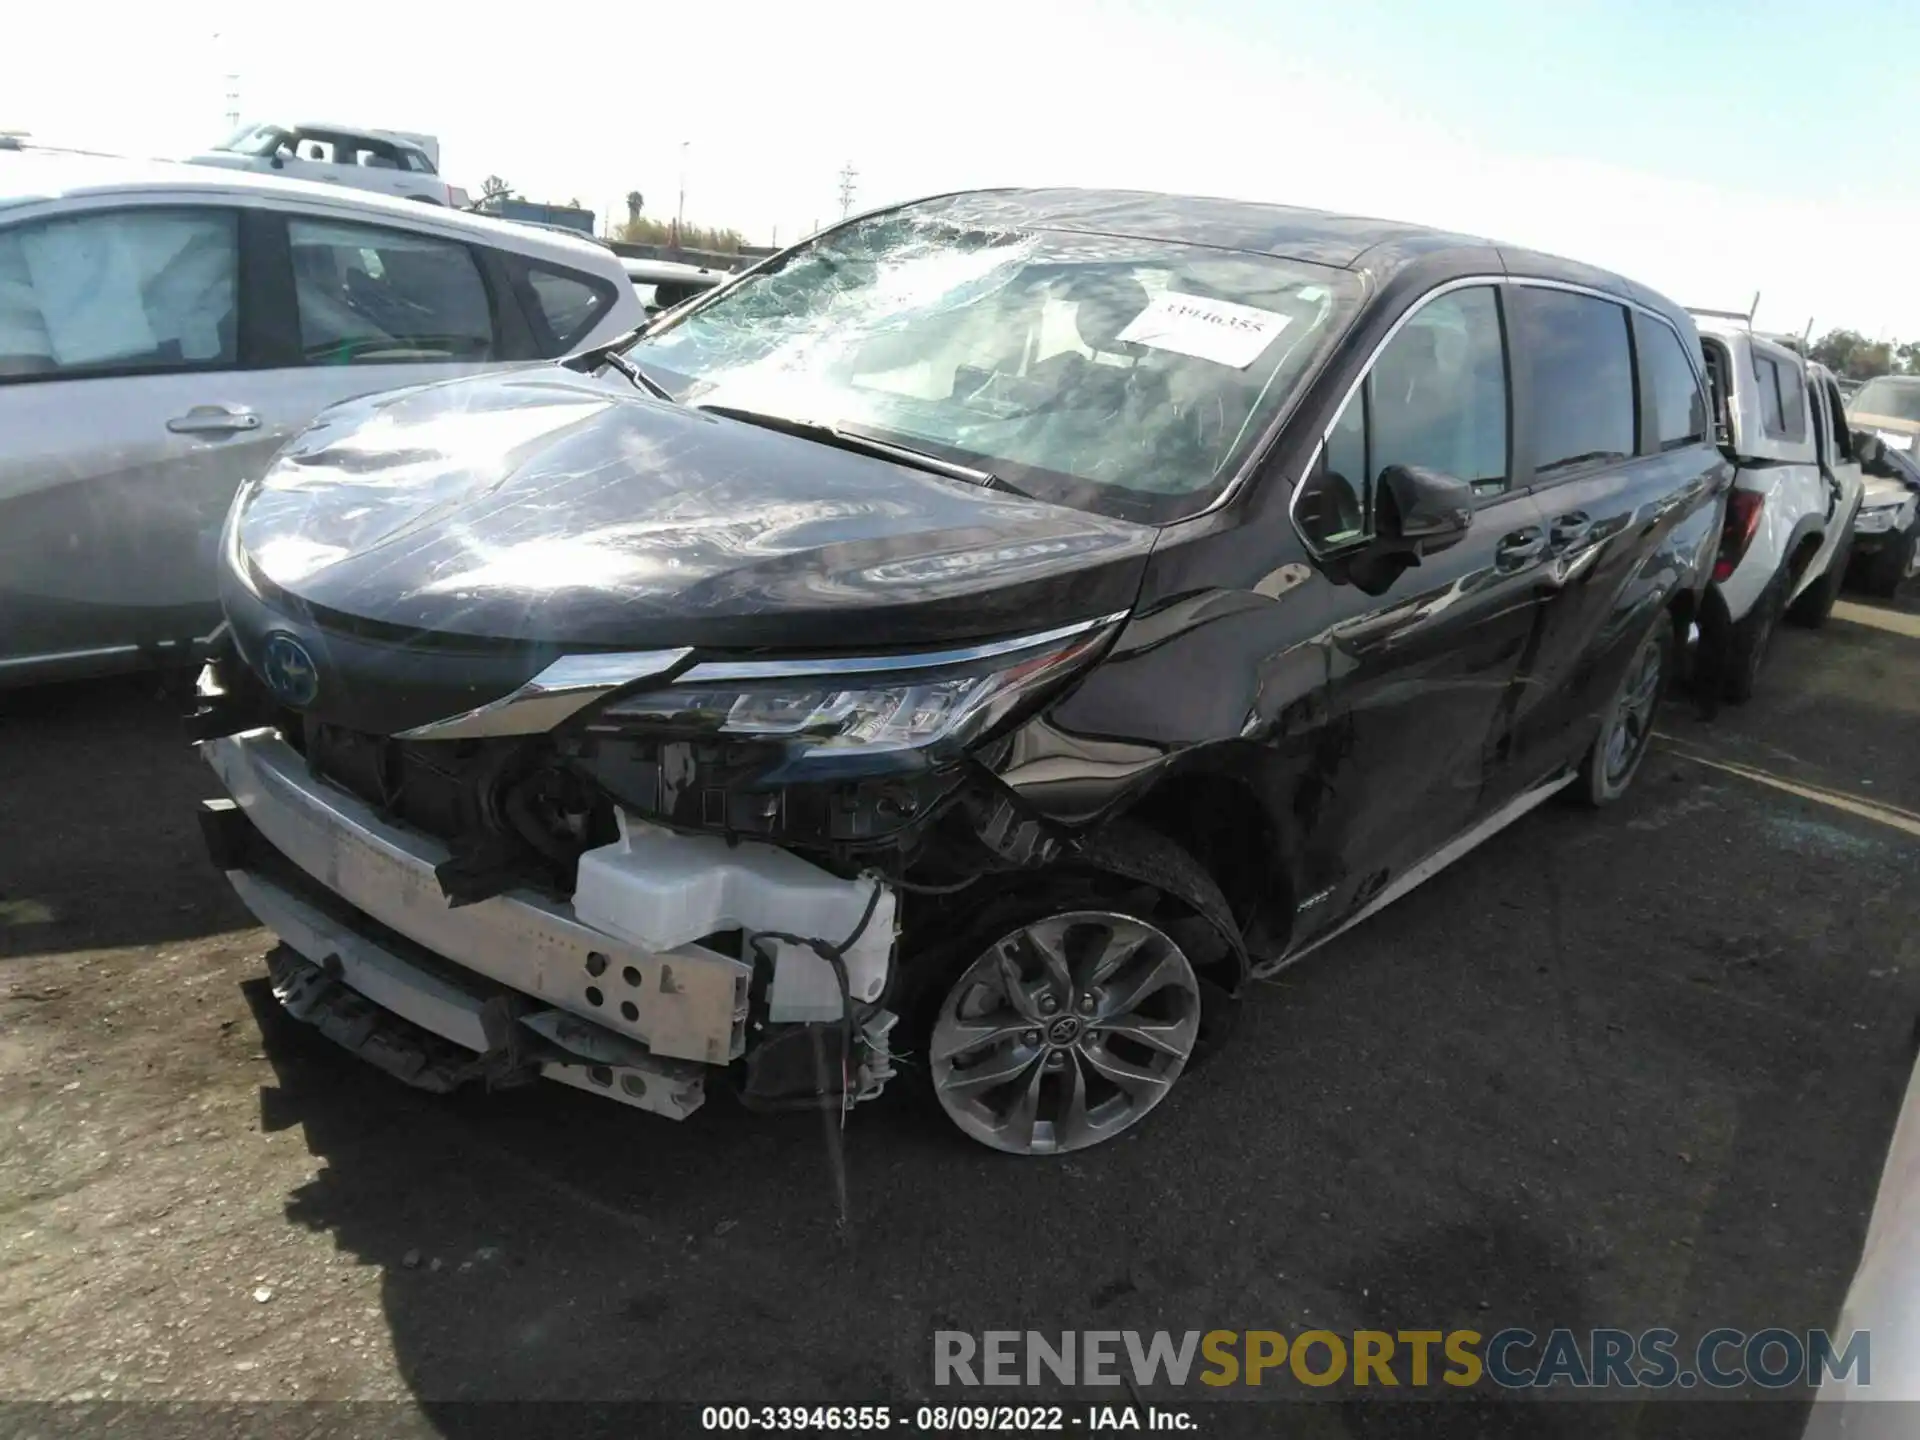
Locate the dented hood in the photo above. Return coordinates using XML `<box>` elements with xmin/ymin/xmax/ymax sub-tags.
<box><xmin>232</xmin><ymin>368</ymin><xmax>1156</xmax><ymax>650</ymax></box>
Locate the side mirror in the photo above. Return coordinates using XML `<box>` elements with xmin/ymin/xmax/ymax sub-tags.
<box><xmin>1855</xmin><ymin>430</ymin><xmax>1888</xmax><ymax>472</ymax></box>
<box><xmin>1374</xmin><ymin>464</ymin><xmax>1473</xmax><ymax>559</ymax></box>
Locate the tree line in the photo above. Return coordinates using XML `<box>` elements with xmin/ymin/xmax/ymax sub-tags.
<box><xmin>474</xmin><ymin>179</ymin><xmax>745</xmax><ymax>253</ymax></box>
<box><xmin>1808</xmin><ymin>330</ymin><xmax>1920</xmax><ymax>381</ymax></box>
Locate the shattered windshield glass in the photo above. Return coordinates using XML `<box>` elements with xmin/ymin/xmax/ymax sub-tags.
<box><xmin>629</xmin><ymin>212</ymin><xmax>1360</xmax><ymax>522</ymax></box>
<box><xmin>215</xmin><ymin>123</ymin><xmax>291</xmax><ymax>157</ymax></box>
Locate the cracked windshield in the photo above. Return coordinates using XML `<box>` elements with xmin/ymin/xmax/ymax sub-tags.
<box><xmin>3</xmin><ymin>1</ymin><xmax>1919</xmax><ymax>1437</ymax></box>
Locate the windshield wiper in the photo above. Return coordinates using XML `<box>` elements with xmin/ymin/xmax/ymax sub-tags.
<box><xmin>562</xmin><ymin>328</ymin><xmax>675</xmax><ymax>402</ymax></box>
<box><xmin>693</xmin><ymin>403</ymin><xmax>1031</xmax><ymax>497</ymax></box>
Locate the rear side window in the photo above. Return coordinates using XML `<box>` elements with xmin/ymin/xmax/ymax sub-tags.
<box><xmin>1638</xmin><ymin>317</ymin><xmax>1708</xmax><ymax>451</ymax></box>
<box><xmin>1510</xmin><ymin>288</ymin><xmax>1636</xmax><ymax>476</ymax></box>
<box><xmin>1824</xmin><ymin>379</ymin><xmax>1856</xmax><ymax>463</ymax></box>
<box><xmin>1775</xmin><ymin>357</ymin><xmax>1808</xmax><ymax>442</ymax></box>
<box><xmin>1751</xmin><ymin>354</ymin><xmax>1785</xmax><ymax>434</ymax></box>
<box><xmin>1750</xmin><ymin>350</ymin><xmax>1809</xmax><ymax>442</ymax></box>
<box><xmin>523</xmin><ymin>265</ymin><xmax>616</xmax><ymax>352</ymax></box>
<box><xmin>0</xmin><ymin>207</ymin><xmax>238</xmax><ymax>379</ymax></box>
<box><xmin>288</xmin><ymin>217</ymin><xmax>493</xmax><ymax>364</ymax></box>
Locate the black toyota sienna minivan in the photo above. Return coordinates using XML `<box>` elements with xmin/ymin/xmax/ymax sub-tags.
<box><xmin>195</xmin><ymin>188</ymin><xmax>1731</xmax><ymax>1155</ymax></box>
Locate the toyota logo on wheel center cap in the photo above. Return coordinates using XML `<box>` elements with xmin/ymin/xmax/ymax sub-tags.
<box><xmin>1046</xmin><ymin>1016</ymin><xmax>1082</xmax><ymax>1046</ymax></box>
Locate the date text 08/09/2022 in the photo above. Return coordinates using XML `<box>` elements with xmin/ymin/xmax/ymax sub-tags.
<box><xmin>701</xmin><ymin>1406</ymin><xmax>1193</xmax><ymax>1432</ymax></box>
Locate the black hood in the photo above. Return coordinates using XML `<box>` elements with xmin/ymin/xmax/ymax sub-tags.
<box><xmin>231</xmin><ymin>367</ymin><xmax>1155</xmax><ymax>653</ymax></box>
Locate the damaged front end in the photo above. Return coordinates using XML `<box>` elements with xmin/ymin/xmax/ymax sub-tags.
<box><xmin>191</xmin><ymin>609</ymin><xmax>1139</xmax><ymax>1125</ymax></box>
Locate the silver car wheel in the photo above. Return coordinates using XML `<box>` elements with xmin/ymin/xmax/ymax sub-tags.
<box><xmin>930</xmin><ymin>911</ymin><xmax>1200</xmax><ymax>1156</ymax></box>
<box><xmin>1604</xmin><ymin>630</ymin><xmax>1664</xmax><ymax>786</ymax></box>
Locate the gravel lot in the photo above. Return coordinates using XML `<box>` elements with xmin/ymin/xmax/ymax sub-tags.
<box><xmin>3</xmin><ymin>596</ymin><xmax>1918</xmax><ymax>1439</ymax></box>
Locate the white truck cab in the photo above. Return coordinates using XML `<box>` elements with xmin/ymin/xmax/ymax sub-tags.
<box><xmin>1695</xmin><ymin>316</ymin><xmax>1862</xmax><ymax>700</ymax></box>
<box><xmin>189</xmin><ymin>122</ymin><xmax>469</xmax><ymax>209</ymax></box>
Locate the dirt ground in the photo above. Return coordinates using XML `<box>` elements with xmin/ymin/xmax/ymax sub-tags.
<box><xmin>3</xmin><ymin>596</ymin><xmax>1918</xmax><ymax>1439</ymax></box>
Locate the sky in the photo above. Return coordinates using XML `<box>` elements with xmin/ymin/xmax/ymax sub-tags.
<box><xmin>7</xmin><ymin>0</ymin><xmax>1917</xmax><ymax>337</ymax></box>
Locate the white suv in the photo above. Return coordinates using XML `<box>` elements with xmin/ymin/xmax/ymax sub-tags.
<box><xmin>1694</xmin><ymin>319</ymin><xmax>1862</xmax><ymax>701</ymax></box>
<box><xmin>0</xmin><ymin>151</ymin><xmax>643</xmax><ymax>687</ymax></box>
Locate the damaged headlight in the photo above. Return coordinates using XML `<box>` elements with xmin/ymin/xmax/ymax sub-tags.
<box><xmin>1856</xmin><ymin>505</ymin><xmax>1899</xmax><ymax>534</ymax></box>
<box><xmin>593</xmin><ymin>614</ymin><xmax>1124</xmax><ymax>762</ymax></box>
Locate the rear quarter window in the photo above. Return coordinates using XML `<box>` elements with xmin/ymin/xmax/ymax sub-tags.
<box><xmin>514</xmin><ymin>262</ymin><xmax>619</xmax><ymax>353</ymax></box>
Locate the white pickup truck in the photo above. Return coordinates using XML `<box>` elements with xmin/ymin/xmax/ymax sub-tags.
<box><xmin>1694</xmin><ymin>317</ymin><xmax>1862</xmax><ymax>701</ymax></box>
<box><xmin>188</xmin><ymin>122</ymin><xmax>470</xmax><ymax>209</ymax></box>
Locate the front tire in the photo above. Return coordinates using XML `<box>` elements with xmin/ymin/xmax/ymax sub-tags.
<box><xmin>1575</xmin><ymin>617</ymin><xmax>1673</xmax><ymax>808</ymax></box>
<box><xmin>905</xmin><ymin>864</ymin><xmax>1233</xmax><ymax>1156</ymax></box>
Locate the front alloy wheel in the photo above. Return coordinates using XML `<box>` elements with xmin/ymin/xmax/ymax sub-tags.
<box><xmin>930</xmin><ymin>911</ymin><xmax>1201</xmax><ymax>1155</ymax></box>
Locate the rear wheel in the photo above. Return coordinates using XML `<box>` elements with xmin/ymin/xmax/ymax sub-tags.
<box><xmin>1575</xmin><ymin>618</ymin><xmax>1673</xmax><ymax>807</ymax></box>
<box><xmin>1720</xmin><ymin>574</ymin><xmax>1785</xmax><ymax>704</ymax></box>
<box><xmin>1856</xmin><ymin>527</ymin><xmax>1917</xmax><ymax>599</ymax></box>
<box><xmin>1788</xmin><ymin>520</ymin><xmax>1853</xmax><ymax>628</ymax></box>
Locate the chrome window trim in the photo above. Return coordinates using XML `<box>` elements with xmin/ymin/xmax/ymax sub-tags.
<box><xmin>1286</xmin><ymin>274</ymin><xmax>1704</xmax><ymax>557</ymax></box>
<box><xmin>679</xmin><ymin>611</ymin><xmax>1129</xmax><ymax>684</ymax></box>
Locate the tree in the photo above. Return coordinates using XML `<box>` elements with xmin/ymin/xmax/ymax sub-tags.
<box><xmin>1810</xmin><ymin>328</ymin><xmax>1868</xmax><ymax>376</ymax></box>
<box><xmin>479</xmin><ymin>175</ymin><xmax>513</xmax><ymax>203</ymax></box>
<box><xmin>1897</xmin><ymin>341</ymin><xmax>1920</xmax><ymax>376</ymax></box>
<box><xmin>625</xmin><ymin>190</ymin><xmax>645</xmax><ymax>224</ymax></box>
<box><xmin>1809</xmin><ymin>329</ymin><xmax>1900</xmax><ymax>382</ymax></box>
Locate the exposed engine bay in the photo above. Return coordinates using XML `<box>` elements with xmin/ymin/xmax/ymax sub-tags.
<box><xmin>190</xmin><ymin>640</ymin><xmax>1241</xmax><ymax>1126</ymax></box>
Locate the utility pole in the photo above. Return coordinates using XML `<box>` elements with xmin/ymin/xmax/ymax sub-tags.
<box><xmin>213</xmin><ymin>30</ymin><xmax>240</xmax><ymax>131</ymax></box>
<box><xmin>676</xmin><ymin>141</ymin><xmax>689</xmax><ymax>244</ymax></box>
<box><xmin>837</xmin><ymin>163</ymin><xmax>858</xmax><ymax>220</ymax></box>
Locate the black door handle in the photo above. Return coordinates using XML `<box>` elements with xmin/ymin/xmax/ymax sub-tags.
<box><xmin>1549</xmin><ymin>511</ymin><xmax>1593</xmax><ymax>551</ymax></box>
<box><xmin>1495</xmin><ymin>527</ymin><xmax>1547</xmax><ymax>568</ymax></box>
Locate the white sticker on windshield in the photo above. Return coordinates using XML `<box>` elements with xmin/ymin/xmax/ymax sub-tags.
<box><xmin>1115</xmin><ymin>291</ymin><xmax>1292</xmax><ymax>369</ymax></box>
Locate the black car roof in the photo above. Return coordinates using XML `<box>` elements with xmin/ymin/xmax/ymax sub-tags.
<box><xmin>896</xmin><ymin>187</ymin><xmax>1690</xmax><ymax>334</ymax></box>
<box><xmin>901</xmin><ymin>187</ymin><xmax>1475</xmax><ymax>268</ymax></box>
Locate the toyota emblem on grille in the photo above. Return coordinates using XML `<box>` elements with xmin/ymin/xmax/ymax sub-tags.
<box><xmin>261</xmin><ymin>632</ymin><xmax>320</xmax><ymax>708</ymax></box>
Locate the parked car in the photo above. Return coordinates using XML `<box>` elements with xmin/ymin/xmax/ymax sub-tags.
<box><xmin>620</xmin><ymin>256</ymin><xmax>730</xmax><ymax>315</ymax></box>
<box><xmin>193</xmin><ymin>188</ymin><xmax>1728</xmax><ymax>1155</ymax></box>
<box><xmin>0</xmin><ymin>151</ymin><xmax>644</xmax><ymax>686</ymax></box>
<box><xmin>1849</xmin><ymin>431</ymin><xmax>1920</xmax><ymax>596</ymax></box>
<box><xmin>1849</xmin><ymin>373</ymin><xmax>1920</xmax><ymax>454</ymax></box>
<box><xmin>188</xmin><ymin>122</ymin><xmax>470</xmax><ymax>209</ymax></box>
<box><xmin>1693</xmin><ymin>320</ymin><xmax>1861</xmax><ymax>701</ymax></box>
